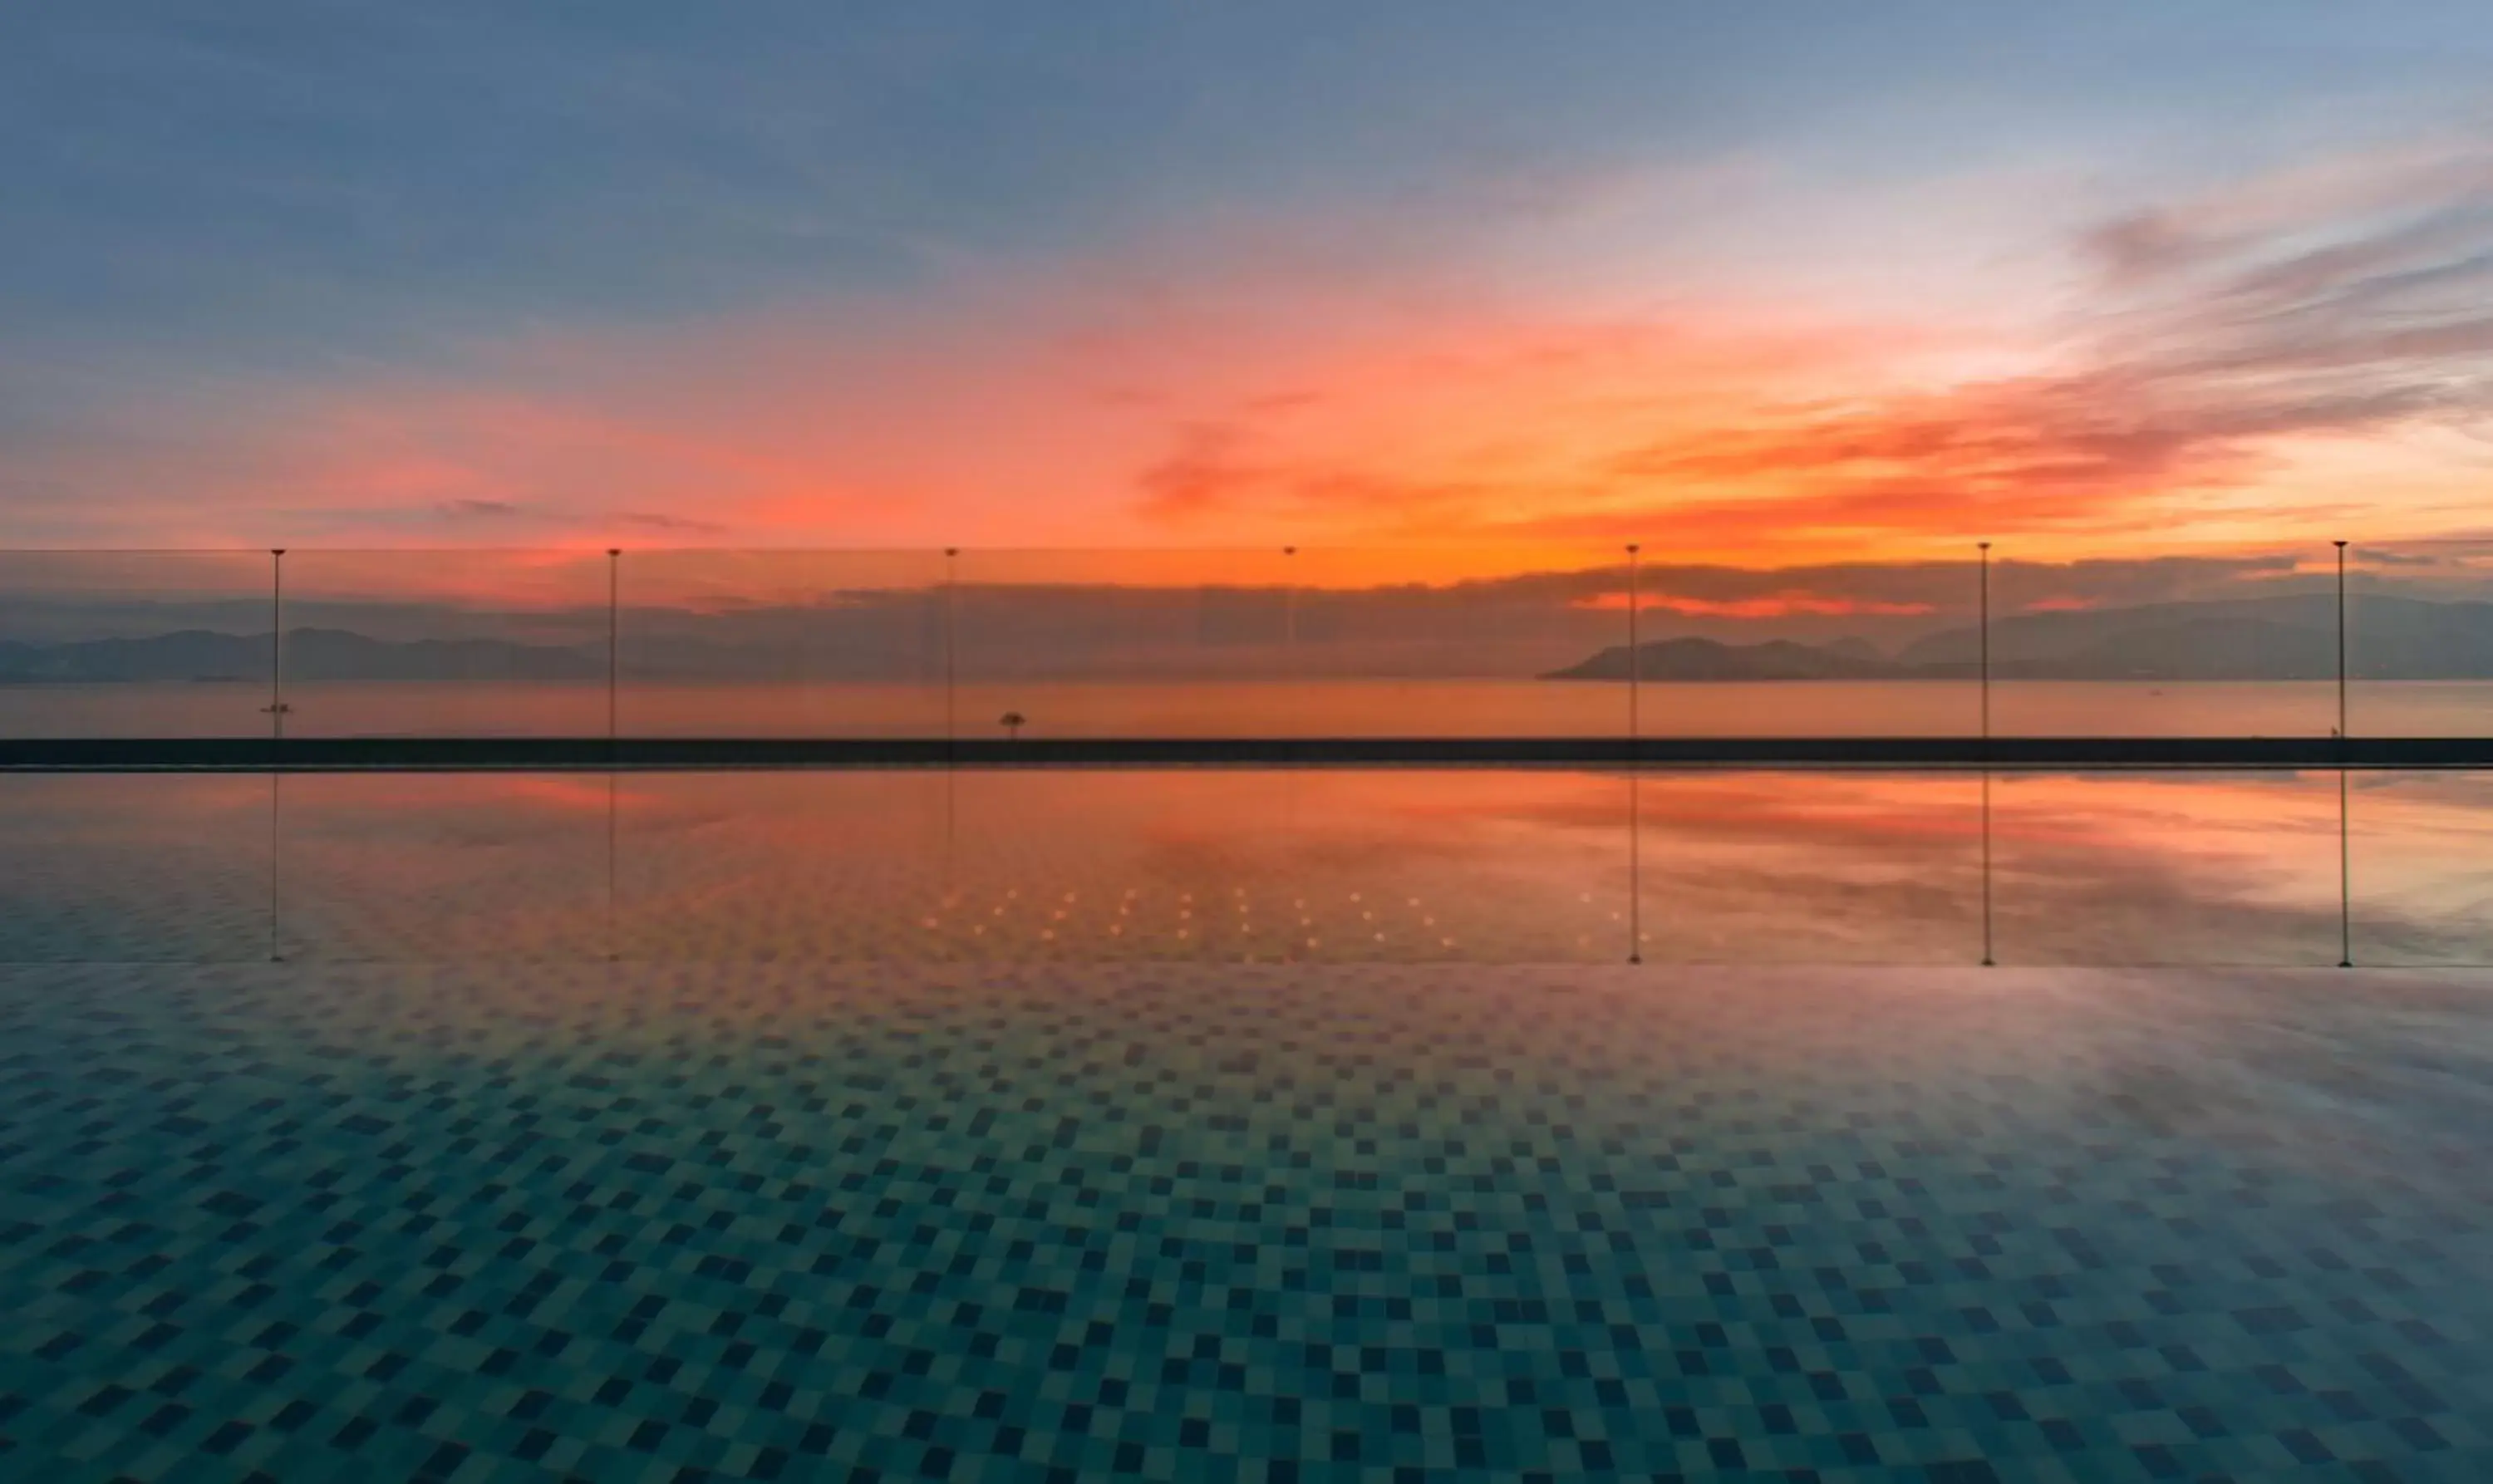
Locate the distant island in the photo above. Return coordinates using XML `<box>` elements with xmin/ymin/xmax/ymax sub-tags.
<box><xmin>1546</xmin><ymin>592</ymin><xmax>2493</xmax><ymax>682</ymax></box>
<box><xmin>7</xmin><ymin>590</ymin><xmax>2493</xmax><ymax>685</ymax></box>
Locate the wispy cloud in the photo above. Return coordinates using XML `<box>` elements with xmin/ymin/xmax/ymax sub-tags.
<box><xmin>1133</xmin><ymin>141</ymin><xmax>2493</xmax><ymax>550</ymax></box>
<box><xmin>617</xmin><ymin>511</ymin><xmax>730</xmax><ymax>535</ymax></box>
<box><xmin>6</xmin><ymin>136</ymin><xmax>2491</xmax><ymax>557</ymax></box>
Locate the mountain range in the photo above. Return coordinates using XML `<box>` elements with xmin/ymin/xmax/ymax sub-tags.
<box><xmin>8</xmin><ymin>592</ymin><xmax>2493</xmax><ymax>684</ymax></box>
<box><xmin>1548</xmin><ymin>593</ymin><xmax>2493</xmax><ymax>681</ymax></box>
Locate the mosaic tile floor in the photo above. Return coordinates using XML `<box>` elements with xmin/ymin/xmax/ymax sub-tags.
<box><xmin>2</xmin><ymin>961</ymin><xmax>2487</xmax><ymax>1482</ymax></box>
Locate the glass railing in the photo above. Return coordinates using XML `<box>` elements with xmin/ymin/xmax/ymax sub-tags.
<box><xmin>620</xmin><ymin>549</ymin><xmax>949</xmax><ymax>737</ymax></box>
<box><xmin>14</xmin><ymin>541</ymin><xmax>2488</xmax><ymax>740</ymax></box>
<box><xmin>0</xmin><ymin>550</ymin><xmax>283</xmax><ymax>738</ymax></box>
<box><xmin>278</xmin><ymin>549</ymin><xmax>615</xmax><ymax>738</ymax></box>
<box><xmin>1273</xmin><ymin>545</ymin><xmax>1629</xmax><ymax>736</ymax></box>
<box><xmin>950</xmin><ymin>548</ymin><xmax>1297</xmax><ymax>739</ymax></box>
<box><xmin>1983</xmin><ymin>543</ymin><xmax>2341</xmax><ymax>737</ymax></box>
<box><xmin>2350</xmin><ymin>538</ymin><xmax>2493</xmax><ymax>738</ymax></box>
<box><xmin>7</xmin><ymin>543</ymin><xmax>2493</xmax><ymax>965</ymax></box>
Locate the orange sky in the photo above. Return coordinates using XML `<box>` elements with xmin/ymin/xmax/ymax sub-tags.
<box><xmin>7</xmin><ymin>55</ymin><xmax>2491</xmax><ymax>573</ymax></box>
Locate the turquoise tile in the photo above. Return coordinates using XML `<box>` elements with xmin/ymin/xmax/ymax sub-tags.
<box><xmin>0</xmin><ymin>962</ymin><xmax>2486</xmax><ymax>1482</ymax></box>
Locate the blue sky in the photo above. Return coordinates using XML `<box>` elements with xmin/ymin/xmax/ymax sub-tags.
<box><xmin>4</xmin><ymin>2</ymin><xmax>2491</xmax><ymax>553</ymax></box>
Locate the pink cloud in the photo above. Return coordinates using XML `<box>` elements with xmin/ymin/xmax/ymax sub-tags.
<box><xmin>8</xmin><ymin>138</ymin><xmax>2491</xmax><ymax>562</ymax></box>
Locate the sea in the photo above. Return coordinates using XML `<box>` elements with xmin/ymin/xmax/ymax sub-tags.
<box><xmin>2</xmin><ymin>677</ymin><xmax>2491</xmax><ymax>739</ymax></box>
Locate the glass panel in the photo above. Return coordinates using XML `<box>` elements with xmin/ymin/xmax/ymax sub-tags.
<box><xmin>0</xmin><ymin>774</ymin><xmax>272</xmax><ymax>961</ymax></box>
<box><xmin>1271</xmin><ymin>547</ymin><xmax>1983</xmax><ymax>737</ymax></box>
<box><xmin>2349</xmin><ymin>771</ymin><xmax>2493</xmax><ymax>965</ymax></box>
<box><xmin>1631</xmin><ymin>771</ymin><xmax>1980</xmax><ymax>961</ymax></box>
<box><xmin>620</xmin><ymin>551</ymin><xmax>948</xmax><ymax>738</ymax></box>
<box><xmin>0</xmin><ymin>550</ymin><xmax>277</xmax><ymax>737</ymax></box>
<box><xmin>1273</xmin><ymin>546</ymin><xmax>1625</xmax><ymax>736</ymax></box>
<box><xmin>275</xmin><ymin>774</ymin><xmax>608</xmax><ymax>959</ymax></box>
<box><xmin>276</xmin><ymin>550</ymin><xmax>611</xmax><ymax>737</ymax></box>
<box><xmin>2348</xmin><ymin>538</ymin><xmax>2493</xmax><ymax>737</ymax></box>
<box><xmin>1989</xmin><ymin>771</ymin><xmax>2340</xmax><ymax>963</ymax></box>
<box><xmin>1620</xmin><ymin>547</ymin><xmax>1981</xmax><ymax>736</ymax></box>
<box><xmin>616</xmin><ymin>770</ymin><xmax>950</xmax><ymax>958</ymax></box>
<box><xmin>1984</xmin><ymin>547</ymin><xmax>2338</xmax><ymax>736</ymax></box>
<box><xmin>948</xmin><ymin>550</ymin><xmax>1290</xmax><ymax>739</ymax></box>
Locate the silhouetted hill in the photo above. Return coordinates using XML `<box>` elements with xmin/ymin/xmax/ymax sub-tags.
<box><xmin>1898</xmin><ymin>593</ymin><xmax>2493</xmax><ymax>679</ymax></box>
<box><xmin>1551</xmin><ymin>593</ymin><xmax>2493</xmax><ymax>681</ymax></box>
<box><xmin>0</xmin><ymin>628</ymin><xmax>601</xmax><ymax>683</ymax></box>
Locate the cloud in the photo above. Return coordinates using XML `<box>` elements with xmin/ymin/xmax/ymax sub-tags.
<box><xmin>617</xmin><ymin>511</ymin><xmax>729</xmax><ymax>535</ymax></box>
<box><xmin>7</xmin><ymin>136</ymin><xmax>2493</xmax><ymax>557</ymax></box>
<box><xmin>1117</xmin><ymin>140</ymin><xmax>2493</xmax><ymax>551</ymax></box>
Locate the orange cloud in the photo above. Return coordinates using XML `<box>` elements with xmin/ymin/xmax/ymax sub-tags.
<box><xmin>9</xmin><ymin>140</ymin><xmax>2490</xmax><ymax>566</ymax></box>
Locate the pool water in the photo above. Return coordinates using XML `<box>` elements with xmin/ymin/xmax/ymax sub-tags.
<box><xmin>2</xmin><ymin>769</ymin><xmax>2491</xmax><ymax>966</ymax></box>
<box><xmin>2</xmin><ymin>959</ymin><xmax>2486</xmax><ymax>1481</ymax></box>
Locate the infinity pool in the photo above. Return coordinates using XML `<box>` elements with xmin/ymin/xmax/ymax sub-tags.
<box><xmin>2</xmin><ymin>769</ymin><xmax>2490</xmax><ymax>966</ymax></box>
<box><xmin>0</xmin><ymin>960</ymin><xmax>2486</xmax><ymax>1481</ymax></box>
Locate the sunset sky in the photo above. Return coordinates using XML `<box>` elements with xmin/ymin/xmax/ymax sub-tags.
<box><xmin>6</xmin><ymin>3</ymin><xmax>2492</xmax><ymax>564</ymax></box>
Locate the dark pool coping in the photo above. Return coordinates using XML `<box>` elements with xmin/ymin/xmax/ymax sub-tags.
<box><xmin>5</xmin><ymin>735</ymin><xmax>2493</xmax><ymax>771</ymax></box>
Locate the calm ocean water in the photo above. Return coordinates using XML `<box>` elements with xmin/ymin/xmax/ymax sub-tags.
<box><xmin>3</xmin><ymin>677</ymin><xmax>2492</xmax><ymax>738</ymax></box>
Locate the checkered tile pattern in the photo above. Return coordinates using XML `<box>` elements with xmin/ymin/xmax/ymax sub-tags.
<box><xmin>2</xmin><ymin>961</ymin><xmax>2486</xmax><ymax>1481</ymax></box>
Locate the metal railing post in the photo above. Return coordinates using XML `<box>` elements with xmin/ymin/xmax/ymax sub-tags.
<box><xmin>267</xmin><ymin>548</ymin><xmax>286</xmax><ymax>962</ymax></box>
<box><xmin>607</xmin><ymin>548</ymin><xmax>621</xmax><ymax>963</ymax></box>
<box><xmin>1281</xmin><ymin>546</ymin><xmax>1297</xmax><ymax>681</ymax></box>
<box><xmin>1977</xmin><ymin>542</ymin><xmax>1991</xmax><ymax>744</ymax></box>
<box><xmin>1979</xmin><ymin>542</ymin><xmax>1994</xmax><ymax>967</ymax></box>
<box><xmin>2336</xmin><ymin>539</ymin><xmax>2353</xmax><ymax>968</ymax></box>
<box><xmin>2333</xmin><ymin>540</ymin><xmax>2348</xmax><ymax>740</ymax></box>
<box><xmin>1626</xmin><ymin>543</ymin><xmax>1642</xmax><ymax>964</ymax></box>
<box><xmin>943</xmin><ymin>548</ymin><xmax>960</xmax><ymax>754</ymax></box>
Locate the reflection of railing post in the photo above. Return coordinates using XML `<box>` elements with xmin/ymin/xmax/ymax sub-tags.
<box><xmin>1281</xmin><ymin>546</ymin><xmax>1301</xmax><ymax>964</ymax></box>
<box><xmin>941</xmin><ymin>548</ymin><xmax>961</xmax><ymax>896</ymax></box>
<box><xmin>2338</xmin><ymin>768</ymin><xmax>2353</xmax><ymax>970</ymax></box>
<box><xmin>1980</xmin><ymin>770</ymin><xmax>1994</xmax><ymax>968</ymax></box>
<box><xmin>1978</xmin><ymin>542</ymin><xmax>1993</xmax><ymax>967</ymax></box>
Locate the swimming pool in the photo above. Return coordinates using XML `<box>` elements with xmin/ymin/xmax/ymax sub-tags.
<box><xmin>2</xmin><ymin>769</ymin><xmax>2489</xmax><ymax>966</ymax></box>
<box><xmin>1</xmin><ymin>957</ymin><xmax>2486</xmax><ymax>1479</ymax></box>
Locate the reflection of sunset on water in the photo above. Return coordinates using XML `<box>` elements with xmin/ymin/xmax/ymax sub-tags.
<box><xmin>7</xmin><ymin>767</ymin><xmax>2482</xmax><ymax>966</ymax></box>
